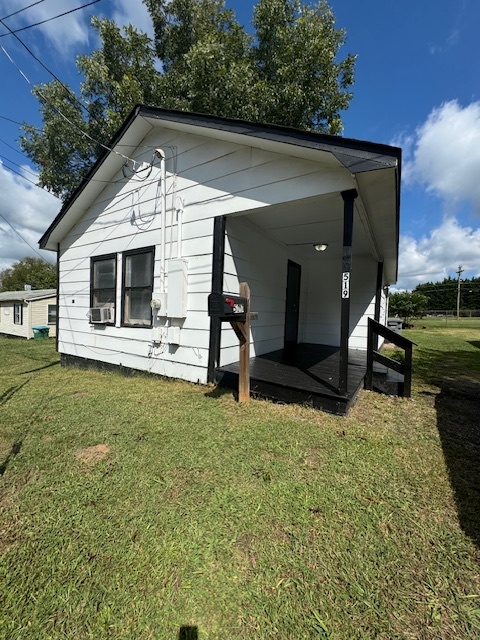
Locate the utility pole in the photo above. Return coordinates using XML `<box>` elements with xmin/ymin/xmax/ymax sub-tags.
<box><xmin>456</xmin><ymin>265</ymin><xmax>464</xmax><ymax>319</ymax></box>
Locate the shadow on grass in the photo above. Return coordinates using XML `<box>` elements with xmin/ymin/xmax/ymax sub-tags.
<box><xmin>204</xmin><ymin>384</ymin><xmax>236</xmax><ymax>400</ymax></box>
<box><xmin>413</xmin><ymin>346</ymin><xmax>480</xmax><ymax>388</ymax></box>
<box><xmin>434</xmin><ymin>377</ymin><xmax>480</xmax><ymax>548</ymax></box>
<box><xmin>20</xmin><ymin>360</ymin><xmax>60</xmax><ymax>374</ymax></box>
<box><xmin>178</xmin><ymin>627</ymin><xmax>198</xmax><ymax>639</ymax></box>
<box><xmin>0</xmin><ymin>379</ymin><xmax>30</xmax><ymax>406</ymax></box>
<box><xmin>0</xmin><ymin>440</ymin><xmax>22</xmax><ymax>476</ymax></box>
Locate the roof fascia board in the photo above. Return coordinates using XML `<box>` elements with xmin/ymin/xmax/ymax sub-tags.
<box><xmin>139</xmin><ymin>106</ymin><xmax>401</xmax><ymax>171</ymax></box>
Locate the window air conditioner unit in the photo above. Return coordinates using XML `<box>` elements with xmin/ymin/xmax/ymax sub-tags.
<box><xmin>90</xmin><ymin>307</ymin><xmax>113</xmax><ymax>323</ymax></box>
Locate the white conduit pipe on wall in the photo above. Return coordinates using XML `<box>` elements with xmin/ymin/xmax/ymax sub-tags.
<box><xmin>155</xmin><ymin>148</ymin><xmax>167</xmax><ymax>292</ymax></box>
<box><xmin>176</xmin><ymin>197</ymin><xmax>184</xmax><ymax>260</ymax></box>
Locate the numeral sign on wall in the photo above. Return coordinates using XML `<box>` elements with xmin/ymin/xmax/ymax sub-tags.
<box><xmin>342</xmin><ymin>272</ymin><xmax>350</xmax><ymax>299</ymax></box>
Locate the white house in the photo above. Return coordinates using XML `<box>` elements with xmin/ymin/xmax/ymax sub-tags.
<box><xmin>39</xmin><ymin>106</ymin><xmax>401</xmax><ymax>413</ymax></box>
<box><xmin>0</xmin><ymin>289</ymin><xmax>57</xmax><ymax>339</ymax></box>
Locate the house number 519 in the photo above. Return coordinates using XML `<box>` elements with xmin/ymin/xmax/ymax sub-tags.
<box><xmin>342</xmin><ymin>272</ymin><xmax>350</xmax><ymax>299</ymax></box>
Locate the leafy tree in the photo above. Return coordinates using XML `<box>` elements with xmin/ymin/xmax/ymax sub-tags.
<box><xmin>21</xmin><ymin>19</ymin><xmax>161</xmax><ymax>198</ymax></box>
<box><xmin>415</xmin><ymin>277</ymin><xmax>480</xmax><ymax>311</ymax></box>
<box><xmin>388</xmin><ymin>291</ymin><xmax>428</xmax><ymax>324</ymax></box>
<box><xmin>21</xmin><ymin>0</ymin><xmax>356</xmax><ymax>199</ymax></box>
<box><xmin>0</xmin><ymin>257</ymin><xmax>57</xmax><ymax>292</ymax></box>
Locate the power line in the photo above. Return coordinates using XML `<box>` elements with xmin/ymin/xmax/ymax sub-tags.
<box><xmin>0</xmin><ymin>10</ymin><xmax>98</xmax><ymax>120</ymax></box>
<box><xmin>0</xmin><ymin>1</ymin><xmax>102</xmax><ymax>38</ymax></box>
<box><xmin>0</xmin><ymin>1</ymin><xmax>47</xmax><ymax>22</ymax></box>
<box><xmin>0</xmin><ymin>152</ymin><xmax>39</xmax><ymax>178</ymax></box>
<box><xmin>415</xmin><ymin>284</ymin><xmax>480</xmax><ymax>293</ymax></box>
<box><xmin>0</xmin><ymin>113</ymin><xmax>26</xmax><ymax>127</ymax></box>
<box><xmin>1</xmin><ymin>45</ymin><xmax>137</xmax><ymax>166</ymax></box>
<box><xmin>0</xmin><ymin>137</ymin><xmax>26</xmax><ymax>157</ymax></box>
<box><xmin>0</xmin><ymin>161</ymin><xmax>40</xmax><ymax>188</ymax></box>
<box><xmin>0</xmin><ymin>211</ymin><xmax>52</xmax><ymax>263</ymax></box>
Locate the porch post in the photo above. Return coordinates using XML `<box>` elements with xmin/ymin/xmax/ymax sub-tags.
<box><xmin>374</xmin><ymin>262</ymin><xmax>384</xmax><ymax>350</ymax></box>
<box><xmin>56</xmin><ymin>244</ymin><xmax>60</xmax><ymax>352</ymax></box>
<box><xmin>338</xmin><ymin>189</ymin><xmax>358</xmax><ymax>395</ymax></box>
<box><xmin>207</xmin><ymin>215</ymin><xmax>226</xmax><ymax>383</ymax></box>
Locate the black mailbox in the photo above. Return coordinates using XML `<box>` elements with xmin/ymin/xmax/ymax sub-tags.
<box><xmin>208</xmin><ymin>293</ymin><xmax>248</xmax><ymax>321</ymax></box>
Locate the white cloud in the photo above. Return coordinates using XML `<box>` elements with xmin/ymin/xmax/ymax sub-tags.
<box><xmin>403</xmin><ymin>100</ymin><xmax>480</xmax><ymax>213</ymax></box>
<box><xmin>394</xmin><ymin>100</ymin><xmax>480</xmax><ymax>290</ymax></box>
<box><xmin>0</xmin><ymin>0</ymin><xmax>92</xmax><ymax>53</ymax></box>
<box><xmin>396</xmin><ymin>217</ymin><xmax>480</xmax><ymax>290</ymax></box>
<box><xmin>0</xmin><ymin>0</ymin><xmax>155</xmax><ymax>54</ymax></box>
<box><xmin>0</xmin><ymin>162</ymin><xmax>60</xmax><ymax>270</ymax></box>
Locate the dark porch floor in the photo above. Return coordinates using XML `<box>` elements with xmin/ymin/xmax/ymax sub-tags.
<box><xmin>216</xmin><ymin>343</ymin><xmax>369</xmax><ymax>415</ymax></box>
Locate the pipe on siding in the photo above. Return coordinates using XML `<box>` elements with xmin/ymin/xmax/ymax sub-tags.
<box><xmin>176</xmin><ymin>197</ymin><xmax>184</xmax><ymax>260</ymax></box>
<box><xmin>155</xmin><ymin>149</ymin><xmax>167</xmax><ymax>292</ymax></box>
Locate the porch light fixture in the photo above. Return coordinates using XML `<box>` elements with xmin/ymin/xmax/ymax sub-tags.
<box><xmin>313</xmin><ymin>243</ymin><xmax>328</xmax><ymax>252</ymax></box>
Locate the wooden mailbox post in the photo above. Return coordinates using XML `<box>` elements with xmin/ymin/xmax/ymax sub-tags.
<box><xmin>208</xmin><ymin>282</ymin><xmax>252</xmax><ymax>403</ymax></box>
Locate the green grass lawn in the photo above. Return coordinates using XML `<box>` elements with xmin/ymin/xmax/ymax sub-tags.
<box><xmin>411</xmin><ymin>316</ymin><xmax>480</xmax><ymax>330</ymax></box>
<box><xmin>1</xmin><ymin>331</ymin><xmax>479</xmax><ymax>639</ymax></box>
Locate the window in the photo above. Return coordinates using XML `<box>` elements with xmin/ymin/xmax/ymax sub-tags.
<box><xmin>47</xmin><ymin>304</ymin><xmax>57</xmax><ymax>325</ymax></box>
<box><xmin>91</xmin><ymin>254</ymin><xmax>116</xmax><ymax>323</ymax></box>
<box><xmin>122</xmin><ymin>248</ymin><xmax>154</xmax><ymax>327</ymax></box>
<box><xmin>14</xmin><ymin>303</ymin><xmax>22</xmax><ymax>325</ymax></box>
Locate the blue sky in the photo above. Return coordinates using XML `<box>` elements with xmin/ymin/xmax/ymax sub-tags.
<box><xmin>0</xmin><ymin>0</ymin><xmax>479</xmax><ymax>290</ymax></box>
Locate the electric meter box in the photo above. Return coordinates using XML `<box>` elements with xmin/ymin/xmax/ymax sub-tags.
<box><xmin>208</xmin><ymin>293</ymin><xmax>248</xmax><ymax>321</ymax></box>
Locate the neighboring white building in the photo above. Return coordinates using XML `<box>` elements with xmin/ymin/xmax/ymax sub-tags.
<box><xmin>0</xmin><ymin>289</ymin><xmax>57</xmax><ymax>339</ymax></box>
<box><xmin>39</xmin><ymin>106</ymin><xmax>400</xmax><ymax>406</ymax></box>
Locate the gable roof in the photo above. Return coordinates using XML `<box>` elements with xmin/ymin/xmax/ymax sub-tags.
<box><xmin>39</xmin><ymin>105</ymin><xmax>401</xmax><ymax>257</ymax></box>
<box><xmin>0</xmin><ymin>289</ymin><xmax>56</xmax><ymax>303</ymax></box>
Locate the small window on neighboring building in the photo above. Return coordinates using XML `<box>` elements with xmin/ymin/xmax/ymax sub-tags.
<box><xmin>91</xmin><ymin>254</ymin><xmax>116</xmax><ymax>323</ymax></box>
<box><xmin>14</xmin><ymin>303</ymin><xmax>22</xmax><ymax>325</ymax></box>
<box><xmin>48</xmin><ymin>304</ymin><xmax>57</xmax><ymax>325</ymax></box>
<box><xmin>122</xmin><ymin>247</ymin><xmax>154</xmax><ymax>327</ymax></box>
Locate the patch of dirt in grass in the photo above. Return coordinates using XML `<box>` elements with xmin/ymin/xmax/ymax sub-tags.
<box><xmin>382</xmin><ymin>341</ymin><xmax>401</xmax><ymax>351</ymax></box>
<box><xmin>302</xmin><ymin>447</ymin><xmax>325</xmax><ymax>469</ymax></box>
<box><xmin>74</xmin><ymin>444</ymin><xmax>110</xmax><ymax>465</ymax></box>
<box><xmin>72</xmin><ymin>391</ymin><xmax>88</xmax><ymax>398</ymax></box>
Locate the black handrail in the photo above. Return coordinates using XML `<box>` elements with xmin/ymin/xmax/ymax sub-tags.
<box><xmin>365</xmin><ymin>318</ymin><xmax>416</xmax><ymax>397</ymax></box>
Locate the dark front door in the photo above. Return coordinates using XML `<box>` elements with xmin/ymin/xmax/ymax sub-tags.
<box><xmin>284</xmin><ymin>260</ymin><xmax>301</xmax><ymax>352</ymax></box>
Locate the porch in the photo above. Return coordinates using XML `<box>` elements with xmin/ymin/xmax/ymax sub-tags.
<box><xmin>216</xmin><ymin>343</ymin><xmax>369</xmax><ymax>415</ymax></box>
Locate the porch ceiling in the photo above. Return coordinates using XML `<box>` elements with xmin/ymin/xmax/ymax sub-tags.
<box><xmin>237</xmin><ymin>159</ymin><xmax>399</xmax><ymax>284</ymax></box>
<box><xmin>243</xmin><ymin>192</ymin><xmax>376</xmax><ymax>262</ymax></box>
